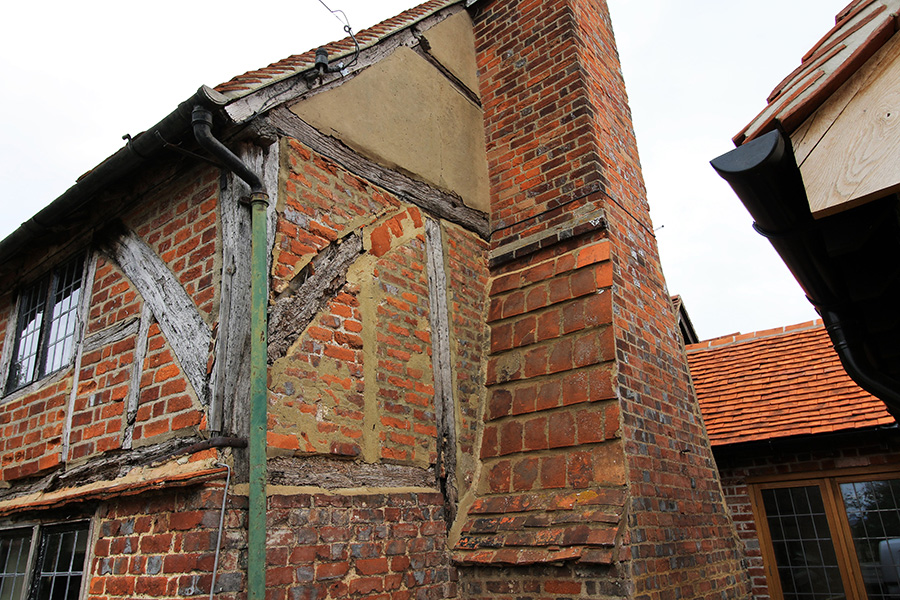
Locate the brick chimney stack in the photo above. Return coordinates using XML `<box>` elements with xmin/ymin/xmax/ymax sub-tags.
<box><xmin>453</xmin><ymin>0</ymin><xmax>752</xmax><ymax>596</ymax></box>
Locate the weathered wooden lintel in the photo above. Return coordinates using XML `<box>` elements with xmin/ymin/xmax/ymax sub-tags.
<box><xmin>263</xmin><ymin>109</ymin><xmax>490</xmax><ymax>239</ymax></box>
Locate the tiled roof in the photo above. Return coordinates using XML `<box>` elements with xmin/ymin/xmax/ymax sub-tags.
<box><xmin>735</xmin><ymin>0</ymin><xmax>900</xmax><ymax>145</ymax></box>
<box><xmin>215</xmin><ymin>0</ymin><xmax>459</xmax><ymax>100</ymax></box>
<box><xmin>687</xmin><ymin>320</ymin><xmax>894</xmax><ymax>446</ymax></box>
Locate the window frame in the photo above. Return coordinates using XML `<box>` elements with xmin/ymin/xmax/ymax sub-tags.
<box><xmin>0</xmin><ymin>520</ymin><xmax>91</xmax><ymax>600</ymax></box>
<box><xmin>750</xmin><ymin>466</ymin><xmax>900</xmax><ymax>600</ymax></box>
<box><xmin>1</xmin><ymin>255</ymin><xmax>88</xmax><ymax>398</ymax></box>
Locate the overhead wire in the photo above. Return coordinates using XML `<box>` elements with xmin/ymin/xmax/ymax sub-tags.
<box><xmin>315</xmin><ymin>0</ymin><xmax>360</xmax><ymax>71</ymax></box>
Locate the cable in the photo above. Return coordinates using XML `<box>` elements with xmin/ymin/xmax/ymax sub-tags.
<box><xmin>315</xmin><ymin>0</ymin><xmax>360</xmax><ymax>71</ymax></box>
<box><xmin>317</xmin><ymin>0</ymin><xmax>351</xmax><ymax>28</ymax></box>
<box><xmin>209</xmin><ymin>462</ymin><xmax>232</xmax><ymax>600</ymax></box>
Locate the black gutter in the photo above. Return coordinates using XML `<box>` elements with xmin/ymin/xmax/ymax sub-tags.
<box><xmin>822</xmin><ymin>309</ymin><xmax>900</xmax><ymax>407</ymax></box>
<box><xmin>0</xmin><ymin>85</ymin><xmax>230</xmax><ymax>265</ymax></box>
<box><xmin>711</xmin><ymin>129</ymin><xmax>900</xmax><ymax>415</ymax></box>
<box><xmin>191</xmin><ymin>107</ymin><xmax>264</xmax><ymax>194</ymax></box>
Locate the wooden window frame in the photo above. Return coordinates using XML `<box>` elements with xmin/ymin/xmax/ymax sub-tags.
<box><xmin>1</xmin><ymin>255</ymin><xmax>88</xmax><ymax>398</ymax></box>
<box><xmin>750</xmin><ymin>465</ymin><xmax>900</xmax><ymax>600</ymax></box>
<box><xmin>0</xmin><ymin>520</ymin><xmax>92</xmax><ymax>600</ymax></box>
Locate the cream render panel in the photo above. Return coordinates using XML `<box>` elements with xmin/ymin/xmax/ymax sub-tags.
<box><xmin>289</xmin><ymin>45</ymin><xmax>490</xmax><ymax>214</ymax></box>
<box><xmin>422</xmin><ymin>10</ymin><xmax>482</xmax><ymax>99</ymax></box>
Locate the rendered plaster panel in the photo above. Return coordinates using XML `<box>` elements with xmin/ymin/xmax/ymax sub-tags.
<box><xmin>422</xmin><ymin>10</ymin><xmax>481</xmax><ymax>98</ymax></box>
<box><xmin>289</xmin><ymin>46</ymin><xmax>489</xmax><ymax>213</ymax></box>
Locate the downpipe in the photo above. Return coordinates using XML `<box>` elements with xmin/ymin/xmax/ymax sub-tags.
<box><xmin>712</xmin><ymin>130</ymin><xmax>900</xmax><ymax>416</ymax></box>
<box><xmin>192</xmin><ymin>106</ymin><xmax>268</xmax><ymax>600</ymax></box>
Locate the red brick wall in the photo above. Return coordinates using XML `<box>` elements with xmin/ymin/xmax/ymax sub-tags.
<box><xmin>0</xmin><ymin>164</ymin><xmax>217</xmax><ymax>481</ymax></box>
<box><xmin>69</xmin><ymin>336</ymin><xmax>131</xmax><ymax>461</ymax></box>
<box><xmin>269</xmin><ymin>139</ymin><xmax>488</xmax><ymax>477</ymax></box>
<box><xmin>476</xmin><ymin>0</ymin><xmax>608</xmax><ymax>250</ymax></box>
<box><xmin>374</xmin><ymin>235</ymin><xmax>436</xmax><ymax>466</ymax></box>
<box><xmin>265</xmin><ymin>491</ymin><xmax>453</xmax><ymax>600</ymax></box>
<box><xmin>87</xmin><ymin>257</ymin><xmax>143</xmax><ymax>335</ymax></box>
<box><xmin>275</xmin><ymin>139</ymin><xmax>400</xmax><ymax>295</ymax></box>
<box><xmin>479</xmin><ymin>238</ymin><xmax>618</xmax><ymax>492</ymax></box>
<box><xmin>131</xmin><ymin>323</ymin><xmax>204</xmax><ymax>442</ymax></box>
<box><xmin>0</xmin><ymin>379</ymin><xmax>68</xmax><ymax>480</ymax></box>
<box><xmin>128</xmin><ymin>168</ymin><xmax>220</xmax><ymax>321</ymax></box>
<box><xmin>268</xmin><ymin>284</ymin><xmax>366</xmax><ymax>457</ymax></box>
<box><xmin>91</xmin><ymin>482</ymin><xmax>244</xmax><ymax>600</ymax></box>
<box><xmin>460</xmin><ymin>564</ymin><xmax>626</xmax><ymax>599</ymax></box>
<box><xmin>716</xmin><ymin>432</ymin><xmax>900</xmax><ymax>600</ymax></box>
<box><xmin>91</xmin><ymin>484</ymin><xmax>454</xmax><ymax>600</ymax></box>
<box><xmin>464</xmin><ymin>0</ymin><xmax>750</xmax><ymax>594</ymax></box>
<box><xmin>444</xmin><ymin>223</ymin><xmax>490</xmax><ymax>492</ymax></box>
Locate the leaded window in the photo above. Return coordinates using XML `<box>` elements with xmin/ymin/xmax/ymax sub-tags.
<box><xmin>0</xmin><ymin>523</ymin><xmax>88</xmax><ymax>600</ymax></box>
<box><xmin>754</xmin><ymin>472</ymin><xmax>900</xmax><ymax>600</ymax></box>
<box><xmin>6</xmin><ymin>258</ymin><xmax>83</xmax><ymax>394</ymax></box>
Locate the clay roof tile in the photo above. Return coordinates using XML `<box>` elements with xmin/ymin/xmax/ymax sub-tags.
<box><xmin>735</xmin><ymin>0</ymin><xmax>900</xmax><ymax>145</ymax></box>
<box><xmin>214</xmin><ymin>0</ymin><xmax>458</xmax><ymax>100</ymax></box>
<box><xmin>687</xmin><ymin>320</ymin><xmax>894</xmax><ymax>446</ymax></box>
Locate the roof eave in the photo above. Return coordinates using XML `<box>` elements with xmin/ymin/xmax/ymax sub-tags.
<box><xmin>711</xmin><ymin>129</ymin><xmax>900</xmax><ymax>416</ymax></box>
<box><xmin>0</xmin><ymin>85</ymin><xmax>231</xmax><ymax>272</ymax></box>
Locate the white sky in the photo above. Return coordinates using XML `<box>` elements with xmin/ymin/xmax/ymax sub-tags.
<box><xmin>0</xmin><ymin>0</ymin><xmax>851</xmax><ymax>340</ymax></box>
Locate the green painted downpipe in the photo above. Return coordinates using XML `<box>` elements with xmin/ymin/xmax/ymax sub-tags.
<box><xmin>192</xmin><ymin>106</ymin><xmax>268</xmax><ymax>600</ymax></box>
<box><xmin>248</xmin><ymin>192</ymin><xmax>269</xmax><ymax>600</ymax></box>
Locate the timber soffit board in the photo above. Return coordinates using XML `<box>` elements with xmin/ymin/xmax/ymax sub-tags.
<box><xmin>735</xmin><ymin>0</ymin><xmax>900</xmax><ymax>145</ymax></box>
<box><xmin>686</xmin><ymin>319</ymin><xmax>895</xmax><ymax>446</ymax></box>
<box><xmin>215</xmin><ymin>0</ymin><xmax>461</xmax><ymax>100</ymax></box>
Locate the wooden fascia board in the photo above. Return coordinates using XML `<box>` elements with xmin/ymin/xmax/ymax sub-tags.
<box><xmin>734</xmin><ymin>4</ymin><xmax>899</xmax><ymax>147</ymax></box>
<box><xmin>793</xmin><ymin>26</ymin><xmax>900</xmax><ymax>217</ymax></box>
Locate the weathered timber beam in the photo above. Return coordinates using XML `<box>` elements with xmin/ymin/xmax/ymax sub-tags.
<box><xmin>123</xmin><ymin>303</ymin><xmax>153</xmax><ymax>449</ymax></box>
<box><xmin>264</xmin><ymin>108</ymin><xmax>490</xmax><ymax>239</ymax></box>
<box><xmin>268</xmin><ymin>232</ymin><xmax>363</xmax><ymax>362</ymax></box>
<box><xmin>425</xmin><ymin>218</ymin><xmax>458</xmax><ymax>524</ymax></box>
<box><xmin>81</xmin><ymin>316</ymin><xmax>139</xmax><ymax>353</ymax></box>
<box><xmin>0</xmin><ymin>435</ymin><xmax>206</xmax><ymax>501</ymax></box>
<box><xmin>100</xmin><ymin>227</ymin><xmax>212</xmax><ymax>405</ymax></box>
<box><xmin>268</xmin><ymin>455</ymin><xmax>436</xmax><ymax>490</ymax></box>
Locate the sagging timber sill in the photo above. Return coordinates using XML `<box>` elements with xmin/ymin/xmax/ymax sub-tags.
<box><xmin>268</xmin><ymin>232</ymin><xmax>364</xmax><ymax>362</ymax></box>
<box><xmin>268</xmin><ymin>455</ymin><xmax>435</xmax><ymax>489</ymax></box>
<box><xmin>0</xmin><ymin>435</ymin><xmax>211</xmax><ymax>502</ymax></box>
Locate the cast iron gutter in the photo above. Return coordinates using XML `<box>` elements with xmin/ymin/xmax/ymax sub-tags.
<box><xmin>711</xmin><ymin>129</ymin><xmax>900</xmax><ymax>416</ymax></box>
<box><xmin>0</xmin><ymin>85</ymin><xmax>229</xmax><ymax>266</ymax></box>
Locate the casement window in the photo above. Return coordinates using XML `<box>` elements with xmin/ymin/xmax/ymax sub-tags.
<box><xmin>0</xmin><ymin>521</ymin><xmax>90</xmax><ymax>600</ymax></box>
<box><xmin>5</xmin><ymin>258</ymin><xmax>84</xmax><ymax>394</ymax></box>
<box><xmin>752</xmin><ymin>470</ymin><xmax>900</xmax><ymax>600</ymax></box>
